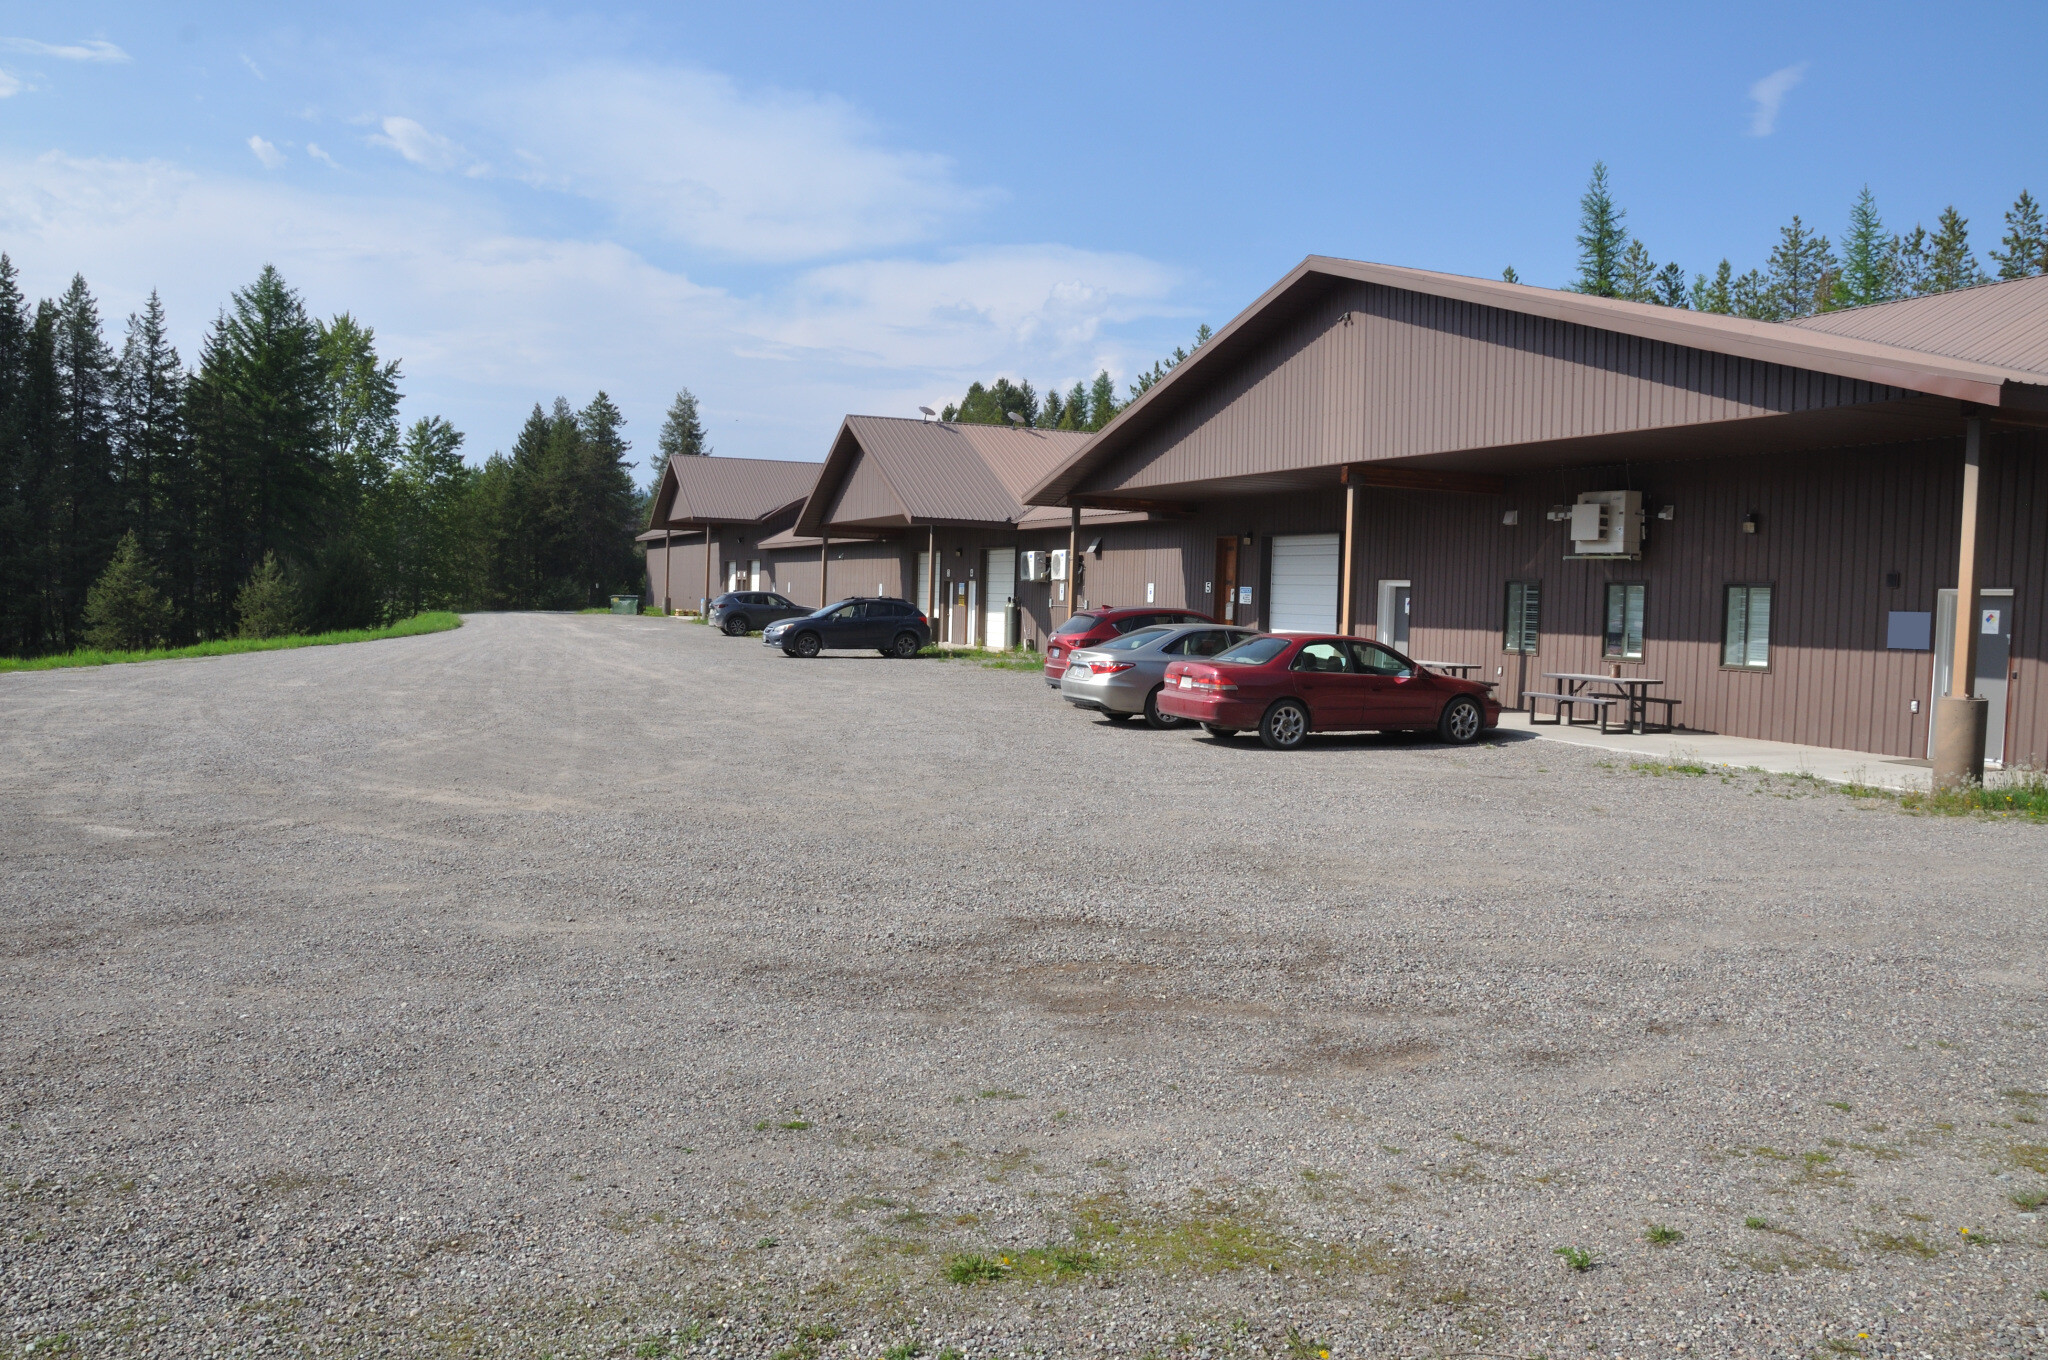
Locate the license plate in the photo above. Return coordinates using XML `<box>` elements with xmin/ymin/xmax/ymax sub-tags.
<box><xmin>1178</xmin><ymin>675</ymin><xmax>1192</xmax><ymax>689</ymax></box>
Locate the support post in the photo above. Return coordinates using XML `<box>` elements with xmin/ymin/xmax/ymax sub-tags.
<box><xmin>820</xmin><ymin>535</ymin><xmax>830</xmax><ymax>605</ymax></box>
<box><xmin>702</xmin><ymin>527</ymin><xmax>712</xmax><ymax>618</ymax></box>
<box><xmin>1338</xmin><ymin>469</ymin><xmax>1358</xmax><ymax>634</ymax></box>
<box><xmin>662</xmin><ymin>529</ymin><xmax>672</xmax><ymax>614</ymax></box>
<box><xmin>927</xmin><ymin>525</ymin><xmax>937</xmax><ymax>624</ymax></box>
<box><xmin>1066</xmin><ymin>505</ymin><xmax>1080</xmax><ymax>619</ymax></box>
<box><xmin>1933</xmin><ymin>416</ymin><xmax>1989</xmax><ymax>790</ymax></box>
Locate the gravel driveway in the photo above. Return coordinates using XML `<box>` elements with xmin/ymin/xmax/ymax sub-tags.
<box><xmin>3</xmin><ymin>612</ymin><xmax>2045</xmax><ymax>1359</ymax></box>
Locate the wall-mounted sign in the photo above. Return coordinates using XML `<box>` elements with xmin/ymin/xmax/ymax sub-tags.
<box><xmin>1982</xmin><ymin>608</ymin><xmax>2002</xmax><ymax>634</ymax></box>
<box><xmin>1237</xmin><ymin>586</ymin><xmax>1253</xmax><ymax>604</ymax></box>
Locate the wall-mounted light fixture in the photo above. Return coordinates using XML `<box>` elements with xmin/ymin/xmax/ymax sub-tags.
<box><xmin>1501</xmin><ymin>509</ymin><xmax>1519</xmax><ymax>526</ymax></box>
<box><xmin>1741</xmin><ymin>512</ymin><xmax>1759</xmax><ymax>535</ymax></box>
<box><xmin>1886</xmin><ymin>570</ymin><xmax>1901</xmax><ymax>589</ymax></box>
<box><xmin>1656</xmin><ymin>504</ymin><xmax>1676</xmax><ymax>521</ymax></box>
<box><xmin>1545</xmin><ymin>505</ymin><xmax>1571</xmax><ymax>522</ymax></box>
<box><xmin>1087</xmin><ymin>538</ymin><xmax>1103</xmax><ymax>557</ymax></box>
<box><xmin>1240</xmin><ymin>533</ymin><xmax>1253</xmax><ymax>545</ymax></box>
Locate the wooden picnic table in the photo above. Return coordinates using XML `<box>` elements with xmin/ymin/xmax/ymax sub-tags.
<box><xmin>1537</xmin><ymin>672</ymin><xmax>1676</xmax><ymax>735</ymax></box>
<box><xmin>1414</xmin><ymin>660</ymin><xmax>1482</xmax><ymax>678</ymax></box>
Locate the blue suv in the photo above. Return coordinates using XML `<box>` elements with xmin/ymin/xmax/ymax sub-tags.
<box><xmin>764</xmin><ymin>598</ymin><xmax>930</xmax><ymax>658</ymax></box>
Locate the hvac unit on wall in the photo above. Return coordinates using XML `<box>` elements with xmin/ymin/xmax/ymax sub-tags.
<box><xmin>1562</xmin><ymin>490</ymin><xmax>1644</xmax><ymax>559</ymax></box>
<box><xmin>1019</xmin><ymin>550</ymin><xmax>1052</xmax><ymax>582</ymax></box>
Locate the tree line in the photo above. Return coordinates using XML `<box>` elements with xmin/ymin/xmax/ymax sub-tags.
<box><xmin>939</xmin><ymin>325</ymin><xmax>1216</xmax><ymax>431</ymax></box>
<box><xmin>1524</xmin><ymin>163</ymin><xmax>2048</xmax><ymax>320</ymax></box>
<box><xmin>0</xmin><ymin>258</ymin><xmax>652</xmax><ymax>658</ymax></box>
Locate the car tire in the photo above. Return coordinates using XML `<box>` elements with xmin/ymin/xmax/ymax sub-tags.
<box><xmin>1258</xmin><ymin>699</ymin><xmax>1310</xmax><ymax>750</ymax></box>
<box><xmin>890</xmin><ymin>631</ymin><xmax>921</xmax><ymax>659</ymax></box>
<box><xmin>1201</xmin><ymin>723</ymin><xmax>1239</xmax><ymax>738</ymax></box>
<box><xmin>1438</xmin><ymin>695</ymin><xmax>1484</xmax><ymax>745</ymax></box>
<box><xmin>793</xmin><ymin>632</ymin><xmax>822</xmax><ymax>658</ymax></box>
<box><xmin>723</xmin><ymin>616</ymin><xmax>749</xmax><ymax>637</ymax></box>
<box><xmin>1143</xmin><ymin>686</ymin><xmax>1183</xmax><ymax>729</ymax></box>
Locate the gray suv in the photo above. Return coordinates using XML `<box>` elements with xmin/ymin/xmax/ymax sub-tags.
<box><xmin>707</xmin><ymin>591</ymin><xmax>809</xmax><ymax>636</ymax></box>
<box><xmin>764</xmin><ymin>598</ymin><xmax>931</xmax><ymax>658</ymax></box>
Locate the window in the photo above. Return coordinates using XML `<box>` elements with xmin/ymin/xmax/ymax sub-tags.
<box><xmin>1724</xmin><ymin>585</ymin><xmax>1772</xmax><ymax>668</ymax></box>
<box><xmin>1290</xmin><ymin>641</ymin><xmax>1352</xmax><ymax>673</ymax></box>
<box><xmin>1100</xmin><ymin>627</ymin><xmax>1174</xmax><ymax>651</ymax></box>
<box><xmin>826</xmin><ymin>603</ymin><xmax>859</xmax><ymax>620</ymax></box>
<box><xmin>1602</xmin><ymin>583</ymin><xmax>1645</xmax><ymax>659</ymax></box>
<box><xmin>1113</xmin><ymin>614</ymin><xmax>1162</xmax><ymax>633</ymax></box>
<box><xmin>1052</xmin><ymin>613</ymin><xmax>1100</xmax><ymax>637</ymax></box>
<box><xmin>1503</xmin><ymin>581</ymin><xmax>1539</xmax><ymax>654</ymax></box>
<box><xmin>1215</xmin><ymin>636</ymin><xmax>1290</xmax><ymax>665</ymax></box>
<box><xmin>1351</xmin><ymin>642</ymin><xmax>1412</xmax><ymax>677</ymax></box>
<box><xmin>1166</xmin><ymin>629</ymin><xmax>1240</xmax><ymax>657</ymax></box>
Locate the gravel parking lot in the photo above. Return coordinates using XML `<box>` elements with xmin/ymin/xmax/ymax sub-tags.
<box><xmin>3</xmin><ymin>612</ymin><xmax>2046</xmax><ymax>1360</ymax></box>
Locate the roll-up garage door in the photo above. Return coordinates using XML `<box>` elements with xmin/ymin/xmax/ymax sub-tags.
<box><xmin>1268</xmin><ymin>533</ymin><xmax>1340</xmax><ymax>633</ymax></box>
<box><xmin>984</xmin><ymin>548</ymin><xmax>1017</xmax><ymax>649</ymax></box>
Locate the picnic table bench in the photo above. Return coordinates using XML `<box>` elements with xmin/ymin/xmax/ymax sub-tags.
<box><xmin>1530</xmin><ymin>672</ymin><xmax>1683</xmax><ymax>735</ymax></box>
<box><xmin>1522</xmin><ymin>689</ymin><xmax>1623</xmax><ymax>730</ymax></box>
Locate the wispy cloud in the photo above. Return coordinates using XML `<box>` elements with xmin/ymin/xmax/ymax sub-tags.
<box><xmin>1747</xmin><ymin>62</ymin><xmax>1808</xmax><ymax>137</ymax></box>
<box><xmin>369</xmin><ymin>115</ymin><xmax>474</xmax><ymax>173</ymax></box>
<box><xmin>485</xmin><ymin>64</ymin><xmax>995</xmax><ymax>262</ymax></box>
<box><xmin>0</xmin><ymin>37</ymin><xmax>129</xmax><ymax>63</ymax></box>
<box><xmin>240</xmin><ymin>53</ymin><xmax>265</xmax><ymax>81</ymax></box>
<box><xmin>247</xmin><ymin>136</ymin><xmax>285</xmax><ymax>170</ymax></box>
<box><xmin>0</xmin><ymin>70</ymin><xmax>19</xmax><ymax>98</ymax></box>
<box><xmin>306</xmin><ymin>142</ymin><xmax>340</xmax><ymax>169</ymax></box>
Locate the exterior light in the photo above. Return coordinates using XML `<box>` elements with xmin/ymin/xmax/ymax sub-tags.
<box><xmin>1741</xmin><ymin>512</ymin><xmax>1759</xmax><ymax>535</ymax></box>
<box><xmin>1087</xmin><ymin>538</ymin><xmax>1103</xmax><ymax>556</ymax></box>
<box><xmin>1657</xmin><ymin>504</ymin><xmax>1676</xmax><ymax>521</ymax></box>
<box><xmin>1501</xmin><ymin>509</ymin><xmax>1519</xmax><ymax>526</ymax></box>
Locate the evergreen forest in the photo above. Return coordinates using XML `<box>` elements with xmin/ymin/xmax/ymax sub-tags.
<box><xmin>0</xmin><ymin>259</ymin><xmax>647</xmax><ymax>658</ymax></box>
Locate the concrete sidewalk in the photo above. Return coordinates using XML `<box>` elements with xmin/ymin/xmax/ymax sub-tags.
<box><xmin>1493</xmin><ymin>710</ymin><xmax>2028</xmax><ymax>792</ymax></box>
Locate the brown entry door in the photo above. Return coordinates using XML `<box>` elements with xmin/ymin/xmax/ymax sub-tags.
<box><xmin>1214</xmin><ymin>537</ymin><xmax>1239</xmax><ymax>624</ymax></box>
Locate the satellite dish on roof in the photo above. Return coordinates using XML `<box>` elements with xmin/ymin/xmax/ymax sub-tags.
<box><xmin>1005</xmin><ymin>411</ymin><xmax>1026</xmax><ymax>425</ymax></box>
<box><xmin>918</xmin><ymin>406</ymin><xmax>936</xmax><ymax>421</ymax></box>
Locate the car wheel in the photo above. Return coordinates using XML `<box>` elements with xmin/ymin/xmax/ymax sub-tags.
<box><xmin>1258</xmin><ymin>699</ymin><xmax>1309</xmax><ymax>750</ymax></box>
<box><xmin>793</xmin><ymin>631</ymin><xmax>822</xmax><ymax>658</ymax></box>
<box><xmin>890</xmin><ymin>631</ymin><xmax>921</xmax><ymax>658</ymax></box>
<box><xmin>1438</xmin><ymin>695</ymin><xmax>1484</xmax><ymax>745</ymax></box>
<box><xmin>723</xmin><ymin>615</ymin><xmax>749</xmax><ymax>636</ymax></box>
<box><xmin>1143</xmin><ymin>686</ymin><xmax>1183</xmax><ymax>729</ymax></box>
<box><xmin>1201</xmin><ymin>723</ymin><xmax>1239</xmax><ymax>738</ymax></box>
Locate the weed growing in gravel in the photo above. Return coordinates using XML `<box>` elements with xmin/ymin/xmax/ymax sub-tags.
<box><xmin>1743</xmin><ymin>1216</ymin><xmax>1773</xmax><ymax>1230</ymax></box>
<box><xmin>880</xmin><ymin>1343</ymin><xmax>923</xmax><ymax>1360</ymax></box>
<box><xmin>2007</xmin><ymin>1144</ymin><xmax>2048</xmax><ymax>1173</ymax></box>
<box><xmin>1644</xmin><ymin>1224</ymin><xmax>1683</xmax><ymax>1245</ymax></box>
<box><xmin>1630</xmin><ymin>759</ymin><xmax>1715</xmax><ymax>777</ymax></box>
<box><xmin>977</xmin><ymin>1089</ymin><xmax>1024</xmax><ymax>1100</ymax></box>
<box><xmin>1860</xmin><ymin>1232</ymin><xmax>1936</xmax><ymax>1258</ymax></box>
<box><xmin>1450</xmin><ymin>1132</ymin><xmax>1516</xmax><ymax>1155</ymax></box>
<box><xmin>2010</xmin><ymin>1188</ymin><xmax>2047</xmax><ymax>1211</ymax></box>
<box><xmin>944</xmin><ymin>1253</ymin><xmax>1008</xmax><ymax>1284</ymax></box>
<box><xmin>1282</xmin><ymin>1324</ymin><xmax>1332</xmax><ymax>1359</ymax></box>
<box><xmin>1552</xmin><ymin>1246</ymin><xmax>1594</xmax><ymax>1272</ymax></box>
<box><xmin>779</xmin><ymin>1120</ymin><xmax>811</xmax><ymax>1130</ymax></box>
<box><xmin>1827</xmin><ymin>1101</ymin><xmax>1852</xmax><ymax>1112</ymax></box>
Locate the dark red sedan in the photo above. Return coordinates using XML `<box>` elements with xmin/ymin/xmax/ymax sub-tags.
<box><xmin>1158</xmin><ymin>633</ymin><xmax>1500</xmax><ymax>749</ymax></box>
<box><xmin>1042</xmin><ymin>605</ymin><xmax>1212</xmax><ymax>686</ymax></box>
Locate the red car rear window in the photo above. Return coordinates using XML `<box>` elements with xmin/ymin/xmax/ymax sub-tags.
<box><xmin>1051</xmin><ymin>614</ymin><xmax>1102</xmax><ymax>637</ymax></box>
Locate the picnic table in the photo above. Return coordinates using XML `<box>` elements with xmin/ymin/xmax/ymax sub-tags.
<box><xmin>1526</xmin><ymin>672</ymin><xmax>1680</xmax><ymax>735</ymax></box>
<box><xmin>1414</xmin><ymin>659</ymin><xmax>1482</xmax><ymax>678</ymax></box>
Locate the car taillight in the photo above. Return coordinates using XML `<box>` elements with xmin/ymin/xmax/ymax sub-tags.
<box><xmin>1089</xmin><ymin>661</ymin><xmax>1134</xmax><ymax>676</ymax></box>
<box><xmin>1181</xmin><ymin>668</ymin><xmax>1236</xmax><ymax>692</ymax></box>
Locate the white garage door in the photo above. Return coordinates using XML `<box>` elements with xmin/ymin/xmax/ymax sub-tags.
<box><xmin>984</xmin><ymin>548</ymin><xmax>1016</xmax><ymax>649</ymax></box>
<box><xmin>1269</xmin><ymin>533</ymin><xmax>1340</xmax><ymax>633</ymax></box>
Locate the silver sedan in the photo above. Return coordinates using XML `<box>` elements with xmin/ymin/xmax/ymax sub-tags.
<box><xmin>1058</xmin><ymin>623</ymin><xmax>1261</xmax><ymax>728</ymax></box>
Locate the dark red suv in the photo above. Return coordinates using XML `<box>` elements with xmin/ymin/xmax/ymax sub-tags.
<box><xmin>1042</xmin><ymin>605</ymin><xmax>1213</xmax><ymax>686</ymax></box>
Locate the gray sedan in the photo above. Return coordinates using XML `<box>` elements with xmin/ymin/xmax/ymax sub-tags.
<box><xmin>1059</xmin><ymin>623</ymin><xmax>1260</xmax><ymax>728</ymax></box>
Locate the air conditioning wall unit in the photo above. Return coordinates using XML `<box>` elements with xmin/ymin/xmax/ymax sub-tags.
<box><xmin>1019</xmin><ymin>550</ymin><xmax>1051</xmax><ymax>582</ymax></box>
<box><xmin>1567</xmin><ymin>490</ymin><xmax>1644</xmax><ymax>558</ymax></box>
<box><xmin>1047</xmin><ymin>548</ymin><xmax>1069</xmax><ymax>581</ymax></box>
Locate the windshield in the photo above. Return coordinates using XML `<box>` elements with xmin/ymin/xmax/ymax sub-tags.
<box><xmin>1213</xmin><ymin>636</ymin><xmax>1290</xmax><ymax>665</ymax></box>
<box><xmin>1097</xmin><ymin>627</ymin><xmax>1174</xmax><ymax>652</ymax></box>
<box><xmin>1052</xmin><ymin>614</ymin><xmax>1101</xmax><ymax>637</ymax></box>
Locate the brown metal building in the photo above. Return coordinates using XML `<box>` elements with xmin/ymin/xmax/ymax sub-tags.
<box><xmin>1025</xmin><ymin>258</ymin><xmax>2048</xmax><ymax>768</ymax></box>
<box><xmin>642</xmin><ymin>455</ymin><xmax>824</xmax><ymax>613</ymax></box>
<box><xmin>792</xmin><ymin>416</ymin><xmax>1159</xmax><ymax>647</ymax></box>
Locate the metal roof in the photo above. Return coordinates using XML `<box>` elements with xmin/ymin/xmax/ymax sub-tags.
<box><xmin>795</xmin><ymin>417</ymin><xmax>1092</xmax><ymax>535</ymax></box>
<box><xmin>1025</xmin><ymin>255</ymin><xmax>2048</xmax><ymax>506</ymax></box>
<box><xmin>649</xmin><ymin>455</ymin><xmax>823</xmax><ymax>529</ymax></box>
<box><xmin>1784</xmin><ymin>274</ymin><xmax>2048</xmax><ymax>378</ymax></box>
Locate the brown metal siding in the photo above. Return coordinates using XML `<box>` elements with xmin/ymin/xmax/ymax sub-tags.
<box><xmin>1093</xmin><ymin>281</ymin><xmax>1910</xmax><ymax>496</ymax></box>
<box><xmin>827</xmin><ymin>455</ymin><xmax>909</xmax><ymax>527</ymax></box>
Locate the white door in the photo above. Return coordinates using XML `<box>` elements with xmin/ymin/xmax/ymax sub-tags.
<box><xmin>916</xmin><ymin>552</ymin><xmax>932</xmax><ymax>619</ymax></box>
<box><xmin>1269</xmin><ymin>534</ymin><xmax>1340</xmax><ymax>632</ymax></box>
<box><xmin>749</xmin><ymin>560</ymin><xmax>762</xmax><ymax>591</ymax></box>
<box><xmin>726</xmin><ymin>561</ymin><xmax>740</xmax><ymax>592</ymax></box>
<box><xmin>984</xmin><ymin>548</ymin><xmax>1016</xmax><ymax>649</ymax></box>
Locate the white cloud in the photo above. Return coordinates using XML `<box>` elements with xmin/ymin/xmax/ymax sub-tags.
<box><xmin>247</xmin><ymin>136</ymin><xmax>285</xmax><ymax>170</ymax></box>
<box><xmin>306</xmin><ymin>142</ymin><xmax>340</xmax><ymax>169</ymax></box>
<box><xmin>240</xmin><ymin>53</ymin><xmax>265</xmax><ymax>81</ymax></box>
<box><xmin>0</xmin><ymin>70</ymin><xmax>18</xmax><ymax>97</ymax></box>
<box><xmin>0</xmin><ymin>151</ymin><xmax>1182</xmax><ymax>467</ymax></box>
<box><xmin>0</xmin><ymin>37</ymin><xmax>129</xmax><ymax>62</ymax></box>
<box><xmin>1747</xmin><ymin>62</ymin><xmax>1808</xmax><ymax>137</ymax></box>
<box><xmin>369</xmin><ymin>115</ymin><xmax>472</xmax><ymax>172</ymax></box>
<box><xmin>485</xmin><ymin>65</ymin><xmax>994</xmax><ymax>262</ymax></box>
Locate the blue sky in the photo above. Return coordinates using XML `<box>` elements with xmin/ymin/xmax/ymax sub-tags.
<box><xmin>3</xmin><ymin>2</ymin><xmax>2043</xmax><ymax>476</ymax></box>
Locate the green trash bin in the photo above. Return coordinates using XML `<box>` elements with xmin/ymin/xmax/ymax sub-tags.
<box><xmin>610</xmin><ymin>595</ymin><xmax>640</xmax><ymax>615</ymax></box>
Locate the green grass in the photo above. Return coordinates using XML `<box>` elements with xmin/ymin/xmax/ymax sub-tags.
<box><xmin>914</xmin><ymin>645</ymin><xmax>1045</xmax><ymax>671</ymax></box>
<box><xmin>944</xmin><ymin>1253</ymin><xmax>1009</xmax><ymax>1284</ymax></box>
<box><xmin>1644</xmin><ymin>1223</ymin><xmax>1683</xmax><ymax>1245</ymax></box>
<box><xmin>1743</xmin><ymin>1216</ymin><xmax>1772</xmax><ymax>1231</ymax></box>
<box><xmin>1553</xmin><ymin>1245</ymin><xmax>1594</xmax><ymax>1271</ymax></box>
<box><xmin>0</xmin><ymin>612</ymin><xmax>462</xmax><ymax>672</ymax></box>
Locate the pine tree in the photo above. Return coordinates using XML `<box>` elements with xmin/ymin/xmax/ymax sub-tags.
<box><xmin>82</xmin><ymin>530</ymin><xmax>173</xmax><ymax>651</ymax></box>
<box><xmin>1690</xmin><ymin>261</ymin><xmax>1734</xmax><ymax>314</ymax></box>
<box><xmin>1501</xmin><ymin>265</ymin><xmax>1519</xmax><ymax>284</ymax></box>
<box><xmin>1059</xmin><ymin>380</ymin><xmax>1088</xmax><ymax>430</ymax></box>
<box><xmin>1829</xmin><ymin>187</ymin><xmax>1896</xmax><ymax>310</ymax></box>
<box><xmin>113</xmin><ymin>292</ymin><xmax>190</xmax><ymax>638</ymax></box>
<box><xmin>572</xmin><ymin>392</ymin><xmax>640</xmax><ymax>608</ymax></box>
<box><xmin>385</xmin><ymin>415</ymin><xmax>469</xmax><ymax>617</ymax></box>
<box><xmin>1730</xmin><ymin>268</ymin><xmax>1777</xmax><ymax>320</ymax></box>
<box><xmin>1570</xmin><ymin>162</ymin><xmax>1629</xmax><ymax>297</ymax></box>
<box><xmin>1653</xmin><ymin>262</ymin><xmax>1689</xmax><ymax>308</ymax></box>
<box><xmin>1086</xmin><ymin>371</ymin><xmax>1119</xmax><ymax>431</ymax></box>
<box><xmin>1614</xmin><ymin>240</ymin><xmax>1659</xmax><ymax>302</ymax></box>
<box><xmin>1926</xmin><ymin>206</ymin><xmax>1985</xmax><ymax>294</ymax></box>
<box><xmin>1766</xmin><ymin>216</ymin><xmax>1836</xmax><ymax>319</ymax></box>
<box><xmin>235</xmin><ymin>551</ymin><xmax>302</xmax><ymax>638</ymax></box>
<box><xmin>650</xmin><ymin>388</ymin><xmax>710</xmax><ymax>488</ymax></box>
<box><xmin>1892</xmin><ymin>225</ymin><xmax>1933</xmax><ymax>298</ymax></box>
<box><xmin>51</xmin><ymin>275</ymin><xmax>120</xmax><ymax>648</ymax></box>
<box><xmin>1989</xmin><ymin>190</ymin><xmax>2045</xmax><ymax>279</ymax></box>
<box><xmin>0</xmin><ymin>255</ymin><xmax>35</xmax><ymax>656</ymax></box>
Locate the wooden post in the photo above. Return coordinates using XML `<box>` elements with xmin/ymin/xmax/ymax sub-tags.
<box><xmin>1066</xmin><ymin>505</ymin><xmax>1080</xmax><ymax>618</ymax></box>
<box><xmin>1338</xmin><ymin>468</ymin><xmax>1358</xmax><ymax>634</ymax></box>
<box><xmin>662</xmin><ymin>529</ymin><xmax>672</xmax><ymax>614</ymax></box>
<box><xmin>1932</xmin><ymin>415</ymin><xmax>1989</xmax><ymax>788</ymax></box>
<box><xmin>702</xmin><ymin>527</ymin><xmax>712</xmax><ymax>618</ymax></box>
<box><xmin>927</xmin><ymin>525</ymin><xmax>937</xmax><ymax>623</ymax></box>
<box><xmin>820</xmin><ymin>535</ymin><xmax>830</xmax><ymax>604</ymax></box>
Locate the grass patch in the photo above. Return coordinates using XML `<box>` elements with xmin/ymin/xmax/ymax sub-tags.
<box><xmin>914</xmin><ymin>645</ymin><xmax>1044</xmax><ymax>672</ymax></box>
<box><xmin>944</xmin><ymin>1253</ymin><xmax>1009</xmax><ymax>1284</ymax></box>
<box><xmin>0</xmin><ymin>612</ymin><xmax>462</xmax><ymax>672</ymax></box>
<box><xmin>976</xmin><ymin>1089</ymin><xmax>1025</xmax><ymax>1101</ymax></box>
<box><xmin>1552</xmin><ymin>1245</ymin><xmax>1594</xmax><ymax>1272</ymax></box>
<box><xmin>1644</xmin><ymin>1223</ymin><xmax>1683</xmax><ymax>1245</ymax></box>
<box><xmin>1860</xmin><ymin>1231</ymin><xmax>1936</xmax><ymax>1258</ymax></box>
<box><xmin>1629</xmin><ymin>759</ymin><xmax>1715</xmax><ymax>777</ymax></box>
<box><xmin>2011</xmin><ymin>1188</ymin><xmax>2047</xmax><ymax>1212</ymax></box>
<box><xmin>1742</xmin><ymin>1216</ymin><xmax>1772</xmax><ymax>1231</ymax></box>
<box><xmin>2008</xmin><ymin>1144</ymin><xmax>2048</xmax><ymax>1174</ymax></box>
<box><xmin>1895</xmin><ymin>770</ymin><xmax>2048</xmax><ymax>820</ymax></box>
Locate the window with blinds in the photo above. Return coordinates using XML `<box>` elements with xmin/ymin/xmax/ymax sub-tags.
<box><xmin>1724</xmin><ymin>584</ymin><xmax>1771</xmax><ymax>668</ymax></box>
<box><xmin>1503</xmin><ymin>580</ymin><xmax>1539</xmax><ymax>653</ymax></box>
<box><xmin>1603</xmin><ymin>582</ymin><xmax>1645</xmax><ymax>659</ymax></box>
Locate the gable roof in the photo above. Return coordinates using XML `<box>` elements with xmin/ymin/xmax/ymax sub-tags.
<box><xmin>1025</xmin><ymin>255</ymin><xmax>2048</xmax><ymax>506</ymax></box>
<box><xmin>1784</xmin><ymin>273</ymin><xmax>2048</xmax><ymax>377</ymax></box>
<box><xmin>649</xmin><ymin>455</ymin><xmax>823</xmax><ymax>529</ymax></box>
<box><xmin>795</xmin><ymin>416</ymin><xmax>1092</xmax><ymax>535</ymax></box>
